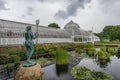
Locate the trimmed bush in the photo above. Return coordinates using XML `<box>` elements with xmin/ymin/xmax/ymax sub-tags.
<box><xmin>56</xmin><ymin>47</ymin><xmax>69</xmax><ymax>65</ymax></box>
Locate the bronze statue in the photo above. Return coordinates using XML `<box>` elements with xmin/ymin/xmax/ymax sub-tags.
<box><xmin>23</xmin><ymin>26</ymin><xmax>36</xmax><ymax>67</ymax></box>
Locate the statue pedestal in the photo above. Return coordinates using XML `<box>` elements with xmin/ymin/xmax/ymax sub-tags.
<box><xmin>14</xmin><ymin>63</ymin><xmax>43</xmax><ymax>80</ymax></box>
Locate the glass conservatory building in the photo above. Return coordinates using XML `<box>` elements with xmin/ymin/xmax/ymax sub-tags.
<box><xmin>0</xmin><ymin>19</ymin><xmax>100</xmax><ymax>45</ymax></box>
<box><xmin>64</xmin><ymin>20</ymin><xmax>100</xmax><ymax>42</ymax></box>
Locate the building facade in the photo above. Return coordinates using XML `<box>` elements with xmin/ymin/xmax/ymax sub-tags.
<box><xmin>0</xmin><ymin>19</ymin><xmax>100</xmax><ymax>45</ymax></box>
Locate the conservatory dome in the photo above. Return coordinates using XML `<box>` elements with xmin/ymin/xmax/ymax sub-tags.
<box><xmin>64</xmin><ymin>20</ymin><xmax>81</xmax><ymax>35</ymax></box>
<box><xmin>64</xmin><ymin>20</ymin><xmax>80</xmax><ymax>29</ymax></box>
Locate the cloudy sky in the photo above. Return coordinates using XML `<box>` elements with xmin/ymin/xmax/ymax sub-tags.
<box><xmin>0</xmin><ymin>0</ymin><xmax>120</xmax><ymax>33</ymax></box>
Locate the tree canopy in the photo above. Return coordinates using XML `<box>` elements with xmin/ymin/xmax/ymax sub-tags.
<box><xmin>96</xmin><ymin>25</ymin><xmax>120</xmax><ymax>41</ymax></box>
<box><xmin>48</xmin><ymin>23</ymin><xmax>60</xmax><ymax>29</ymax></box>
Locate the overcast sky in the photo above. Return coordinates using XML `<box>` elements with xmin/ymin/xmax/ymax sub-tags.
<box><xmin>0</xmin><ymin>0</ymin><xmax>120</xmax><ymax>33</ymax></box>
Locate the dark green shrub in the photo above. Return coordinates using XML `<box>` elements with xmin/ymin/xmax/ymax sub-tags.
<box><xmin>56</xmin><ymin>47</ymin><xmax>69</xmax><ymax>65</ymax></box>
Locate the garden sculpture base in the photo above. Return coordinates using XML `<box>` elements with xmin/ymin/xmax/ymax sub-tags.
<box><xmin>14</xmin><ymin>63</ymin><xmax>43</xmax><ymax>80</ymax></box>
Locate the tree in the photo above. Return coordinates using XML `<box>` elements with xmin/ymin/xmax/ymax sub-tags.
<box><xmin>48</xmin><ymin>23</ymin><xmax>60</xmax><ymax>29</ymax></box>
<box><xmin>96</xmin><ymin>25</ymin><xmax>120</xmax><ymax>41</ymax></box>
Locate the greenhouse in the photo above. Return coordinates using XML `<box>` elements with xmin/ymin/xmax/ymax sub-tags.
<box><xmin>64</xmin><ymin>20</ymin><xmax>100</xmax><ymax>42</ymax></box>
<box><xmin>0</xmin><ymin>19</ymin><xmax>100</xmax><ymax>45</ymax></box>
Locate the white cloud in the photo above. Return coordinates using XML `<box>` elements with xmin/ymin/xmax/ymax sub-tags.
<box><xmin>0</xmin><ymin>0</ymin><xmax>120</xmax><ymax>33</ymax></box>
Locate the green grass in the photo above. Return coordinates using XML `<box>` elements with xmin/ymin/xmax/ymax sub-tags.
<box><xmin>56</xmin><ymin>47</ymin><xmax>69</xmax><ymax>65</ymax></box>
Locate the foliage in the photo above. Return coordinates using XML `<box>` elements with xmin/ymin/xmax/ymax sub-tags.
<box><xmin>9</xmin><ymin>55</ymin><xmax>20</xmax><ymax>63</ymax></box>
<box><xmin>107</xmin><ymin>48</ymin><xmax>118</xmax><ymax>55</ymax></box>
<box><xmin>91</xmin><ymin>71</ymin><xmax>112</xmax><ymax>80</ymax></box>
<box><xmin>71</xmin><ymin>66</ymin><xmax>92</xmax><ymax>79</ymax></box>
<box><xmin>97</xmin><ymin>50</ymin><xmax>111</xmax><ymax>60</ymax></box>
<box><xmin>0</xmin><ymin>54</ymin><xmax>20</xmax><ymax>68</ymax></box>
<box><xmin>96</xmin><ymin>25</ymin><xmax>120</xmax><ymax>41</ymax></box>
<box><xmin>56</xmin><ymin>47</ymin><xmax>69</xmax><ymax>65</ymax></box>
<box><xmin>75</xmin><ymin>48</ymin><xmax>83</xmax><ymax>54</ymax></box>
<box><xmin>86</xmin><ymin>48</ymin><xmax>96</xmax><ymax>56</ymax></box>
<box><xmin>84</xmin><ymin>44</ymin><xmax>94</xmax><ymax>48</ymax></box>
<box><xmin>34</xmin><ymin>44</ymin><xmax>40</xmax><ymax>52</ymax></box>
<box><xmin>100</xmin><ymin>46</ymin><xmax>106</xmax><ymax>52</ymax></box>
<box><xmin>98</xmin><ymin>58</ymin><xmax>111</xmax><ymax>68</ymax></box>
<box><xmin>48</xmin><ymin>23</ymin><xmax>60</xmax><ymax>28</ymax></box>
<box><xmin>32</xmin><ymin>74</ymin><xmax>43</xmax><ymax>80</ymax></box>
<box><xmin>49</xmin><ymin>49</ymin><xmax>56</xmax><ymax>57</ymax></box>
<box><xmin>0</xmin><ymin>54</ymin><xmax>10</xmax><ymax>64</ymax></box>
<box><xmin>2</xmin><ymin>48</ymin><xmax>26</xmax><ymax>58</ymax></box>
<box><xmin>37</xmin><ymin>57</ymin><xmax>51</xmax><ymax>66</ymax></box>
<box><xmin>36</xmin><ymin>44</ymin><xmax>55</xmax><ymax>54</ymax></box>
<box><xmin>10</xmin><ymin>55</ymin><xmax>20</xmax><ymax>68</ymax></box>
<box><xmin>71</xmin><ymin>66</ymin><xmax>112</xmax><ymax>80</ymax></box>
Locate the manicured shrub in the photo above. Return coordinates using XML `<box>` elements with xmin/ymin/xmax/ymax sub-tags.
<box><xmin>56</xmin><ymin>47</ymin><xmax>69</xmax><ymax>65</ymax></box>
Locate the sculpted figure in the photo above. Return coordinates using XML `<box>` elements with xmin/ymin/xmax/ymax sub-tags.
<box><xmin>23</xmin><ymin>26</ymin><xmax>36</xmax><ymax>67</ymax></box>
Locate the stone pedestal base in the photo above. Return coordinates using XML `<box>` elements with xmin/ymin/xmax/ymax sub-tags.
<box><xmin>14</xmin><ymin>63</ymin><xmax>43</xmax><ymax>80</ymax></box>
